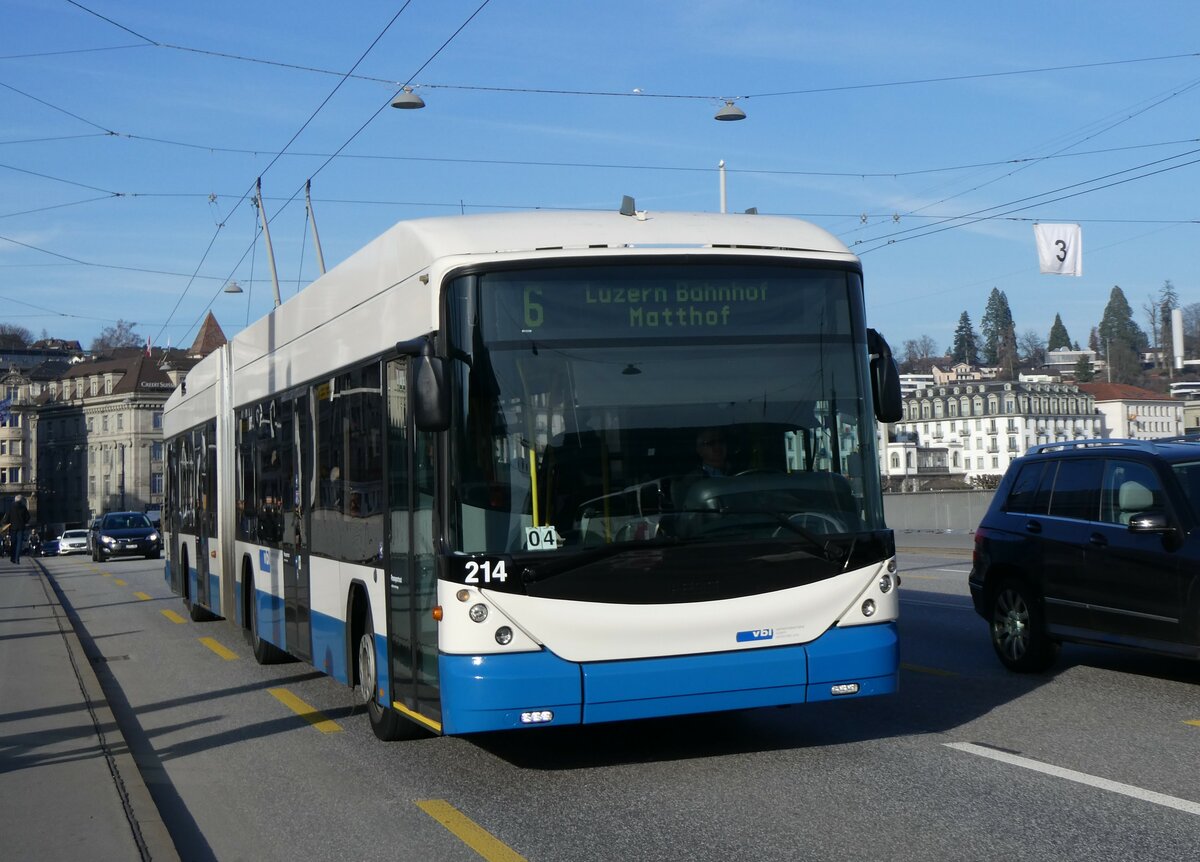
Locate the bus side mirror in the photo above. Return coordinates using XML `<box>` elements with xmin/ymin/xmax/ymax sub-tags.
<box><xmin>867</xmin><ymin>328</ymin><xmax>902</xmax><ymax>423</ymax></box>
<box><xmin>414</xmin><ymin>354</ymin><xmax>450</xmax><ymax>432</ymax></box>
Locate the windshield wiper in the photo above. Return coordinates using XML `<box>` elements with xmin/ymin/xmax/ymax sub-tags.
<box><xmin>519</xmin><ymin>536</ymin><xmax>682</xmax><ymax>585</ymax></box>
<box><xmin>702</xmin><ymin>507</ymin><xmax>848</xmax><ymax>564</ymax></box>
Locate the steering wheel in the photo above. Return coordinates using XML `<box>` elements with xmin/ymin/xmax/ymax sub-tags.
<box><xmin>772</xmin><ymin>511</ymin><xmax>847</xmax><ymax>537</ymax></box>
<box><xmin>734</xmin><ymin>468</ymin><xmax>780</xmax><ymax>476</ymax></box>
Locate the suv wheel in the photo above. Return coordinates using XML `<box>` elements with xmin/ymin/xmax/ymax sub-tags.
<box><xmin>989</xmin><ymin>578</ymin><xmax>1058</xmax><ymax>672</ymax></box>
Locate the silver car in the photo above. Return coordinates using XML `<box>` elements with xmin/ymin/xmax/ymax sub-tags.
<box><xmin>57</xmin><ymin>529</ymin><xmax>91</xmax><ymax>555</ymax></box>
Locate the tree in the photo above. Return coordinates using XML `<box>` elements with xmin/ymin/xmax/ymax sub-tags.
<box><xmin>90</xmin><ymin>319</ymin><xmax>143</xmax><ymax>353</ymax></box>
<box><xmin>1018</xmin><ymin>329</ymin><xmax>1047</xmax><ymax>368</ymax></box>
<box><xmin>1047</xmin><ymin>313</ymin><xmax>1071</xmax><ymax>352</ymax></box>
<box><xmin>951</xmin><ymin>311</ymin><xmax>980</xmax><ymax>365</ymax></box>
<box><xmin>996</xmin><ymin>323</ymin><xmax>1020</xmax><ymax>379</ymax></box>
<box><xmin>1073</xmin><ymin>353</ymin><xmax>1095</xmax><ymax>382</ymax></box>
<box><xmin>1098</xmin><ymin>286</ymin><xmax>1147</xmax><ymax>383</ymax></box>
<box><xmin>1183</xmin><ymin>301</ymin><xmax>1200</xmax><ymax>359</ymax></box>
<box><xmin>0</xmin><ymin>323</ymin><xmax>33</xmax><ymax>349</ymax></box>
<box><xmin>901</xmin><ymin>335</ymin><xmax>941</xmax><ymax>372</ymax></box>
<box><xmin>980</xmin><ymin>288</ymin><xmax>1015</xmax><ymax>366</ymax></box>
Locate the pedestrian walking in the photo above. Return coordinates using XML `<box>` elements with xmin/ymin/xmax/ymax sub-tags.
<box><xmin>3</xmin><ymin>495</ymin><xmax>32</xmax><ymax>563</ymax></box>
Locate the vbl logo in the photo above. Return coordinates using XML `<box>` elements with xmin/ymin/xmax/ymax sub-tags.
<box><xmin>736</xmin><ymin>628</ymin><xmax>774</xmax><ymax>643</ymax></box>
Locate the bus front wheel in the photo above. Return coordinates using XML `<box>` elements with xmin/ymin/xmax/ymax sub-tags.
<box><xmin>356</xmin><ymin>606</ymin><xmax>421</xmax><ymax>741</ymax></box>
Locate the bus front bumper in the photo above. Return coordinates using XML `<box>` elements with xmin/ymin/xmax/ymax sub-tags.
<box><xmin>438</xmin><ymin>621</ymin><xmax>898</xmax><ymax>735</ymax></box>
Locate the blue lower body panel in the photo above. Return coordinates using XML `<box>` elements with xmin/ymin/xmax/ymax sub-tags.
<box><xmin>439</xmin><ymin>622</ymin><xmax>898</xmax><ymax>735</ymax></box>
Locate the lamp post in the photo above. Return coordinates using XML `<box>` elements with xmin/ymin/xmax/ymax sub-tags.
<box><xmin>119</xmin><ymin>443</ymin><xmax>126</xmax><ymax>510</ymax></box>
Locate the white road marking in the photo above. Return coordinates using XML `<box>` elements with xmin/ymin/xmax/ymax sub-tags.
<box><xmin>945</xmin><ymin>742</ymin><xmax>1200</xmax><ymax>817</ymax></box>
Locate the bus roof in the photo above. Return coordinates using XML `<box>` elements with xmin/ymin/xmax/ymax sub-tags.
<box><xmin>378</xmin><ymin>209</ymin><xmax>857</xmax><ymax>260</ymax></box>
<box><xmin>165</xmin><ymin>210</ymin><xmax>859</xmax><ymax>426</ymax></box>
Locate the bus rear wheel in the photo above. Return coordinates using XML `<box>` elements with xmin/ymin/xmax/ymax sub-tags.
<box><xmin>356</xmin><ymin>606</ymin><xmax>422</xmax><ymax>741</ymax></box>
<box><xmin>245</xmin><ymin>567</ymin><xmax>289</xmax><ymax>664</ymax></box>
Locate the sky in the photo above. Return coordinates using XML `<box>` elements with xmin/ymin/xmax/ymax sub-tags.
<box><xmin>3</xmin><ymin>1</ymin><xmax>1198</xmax><ymax>356</ymax></box>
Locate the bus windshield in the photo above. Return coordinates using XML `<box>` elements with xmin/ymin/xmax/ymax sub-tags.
<box><xmin>447</xmin><ymin>261</ymin><xmax>885</xmax><ymax>559</ymax></box>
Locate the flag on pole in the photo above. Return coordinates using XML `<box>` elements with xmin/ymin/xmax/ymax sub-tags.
<box><xmin>145</xmin><ymin>334</ymin><xmax>152</xmax><ymax>357</ymax></box>
<box><xmin>1033</xmin><ymin>223</ymin><xmax>1082</xmax><ymax>276</ymax></box>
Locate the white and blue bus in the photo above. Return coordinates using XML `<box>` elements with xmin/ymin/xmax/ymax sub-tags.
<box><xmin>162</xmin><ymin>207</ymin><xmax>904</xmax><ymax>740</ymax></box>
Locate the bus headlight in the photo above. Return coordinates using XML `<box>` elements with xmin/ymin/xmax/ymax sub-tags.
<box><xmin>495</xmin><ymin>626</ymin><xmax>513</xmax><ymax>645</ymax></box>
<box><xmin>878</xmin><ymin>573</ymin><xmax>894</xmax><ymax>593</ymax></box>
<box><xmin>468</xmin><ymin>603</ymin><xmax>489</xmax><ymax>623</ymax></box>
<box><xmin>861</xmin><ymin>599</ymin><xmax>877</xmax><ymax>617</ymax></box>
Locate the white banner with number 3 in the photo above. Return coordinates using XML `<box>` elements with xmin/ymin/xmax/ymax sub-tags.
<box><xmin>1034</xmin><ymin>223</ymin><xmax>1082</xmax><ymax>276</ymax></box>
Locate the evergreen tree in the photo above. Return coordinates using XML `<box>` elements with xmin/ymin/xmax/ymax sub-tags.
<box><xmin>980</xmin><ymin>288</ymin><xmax>1014</xmax><ymax>366</ymax></box>
<box><xmin>996</xmin><ymin>323</ymin><xmax>1020</xmax><ymax>379</ymax></box>
<box><xmin>1073</xmin><ymin>353</ymin><xmax>1095</xmax><ymax>382</ymax></box>
<box><xmin>1098</xmin><ymin>286</ymin><xmax>1147</xmax><ymax>353</ymax></box>
<box><xmin>951</xmin><ymin>311</ymin><xmax>980</xmax><ymax>365</ymax></box>
<box><xmin>1047</xmin><ymin>313</ymin><xmax>1071</xmax><ymax>352</ymax></box>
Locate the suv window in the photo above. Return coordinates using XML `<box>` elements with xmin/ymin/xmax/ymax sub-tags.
<box><xmin>1004</xmin><ymin>461</ymin><xmax>1046</xmax><ymax>514</ymax></box>
<box><xmin>1042</xmin><ymin>458</ymin><xmax>1101</xmax><ymax>521</ymax></box>
<box><xmin>1099</xmin><ymin>460</ymin><xmax>1163</xmax><ymax>526</ymax></box>
<box><xmin>1171</xmin><ymin>460</ymin><xmax>1200</xmax><ymax>519</ymax></box>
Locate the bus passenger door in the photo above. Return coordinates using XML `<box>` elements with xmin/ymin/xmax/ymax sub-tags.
<box><xmin>385</xmin><ymin>359</ymin><xmax>441</xmax><ymax>728</ymax></box>
<box><xmin>193</xmin><ymin>426</ymin><xmax>211</xmax><ymax>608</ymax></box>
<box><xmin>282</xmin><ymin>394</ymin><xmax>313</xmax><ymax>661</ymax></box>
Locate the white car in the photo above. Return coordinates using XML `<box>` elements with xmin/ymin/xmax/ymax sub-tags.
<box><xmin>57</xmin><ymin>529</ymin><xmax>91</xmax><ymax>555</ymax></box>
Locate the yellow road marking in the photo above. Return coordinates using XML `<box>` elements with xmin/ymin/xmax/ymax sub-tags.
<box><xmin>1186</xmin><ymin>720</ymin><xmax>1200</xmax><ymax>728</ymax></box>
<box><xmin>417</xmin><ymin>800</ymin><xmax>527</xmax><ymax>862</ymax></box>
<box><xmin>101</xmin><ymin>572</ymin><xmax>112</xmax><ymax>577</ymax></box>
<box><xmin>268</xmin><ymin>688</ymin><xmax>342</xmax><ymax>733</ymax></box>
<box><xmin>901</xmin><ymin>662</ymin><xmax>957</xmax><ymax>677</ymax></box>
<box><xmin>134</xmin><ymin>591</ymin><xmax>151</xmax><ymax>600</ymax></box>
<box><xmin>199</xmin><ymin>637</ymin><xmax>238</xmax><ymax>660</ymax></box>
<box><xmin>161</xmin><ymin>609</ymin><xmax>186</xmax><ymax>624</ymax></box>
<box><xmin>113</xmin><ymin>578</ymin><xmax>127</xmax><ymax>586</ymax></box>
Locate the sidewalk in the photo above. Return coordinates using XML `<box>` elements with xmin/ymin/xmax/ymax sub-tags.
<box><xmin>0</xmin><ymin>557</ymin><xmax>178</xmax><ymax>862</ymax></box>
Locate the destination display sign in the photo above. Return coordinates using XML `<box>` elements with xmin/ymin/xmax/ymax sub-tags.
<box><xmin>479</xmin><ymin>264</ymin><xmax>853</xmax><ymax>341</ymax></box>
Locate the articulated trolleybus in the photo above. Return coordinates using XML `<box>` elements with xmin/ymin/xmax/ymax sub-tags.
<box><xmin>162</xmin><ymin>206</ymin><xmax>904</xmax><ymax>740</ymax></box>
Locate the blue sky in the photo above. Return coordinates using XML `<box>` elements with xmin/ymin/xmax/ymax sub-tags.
<box><xmin>3</xmin><ymin>1</ymin><xmax>1198</xmax><ymax>355</ymax></box>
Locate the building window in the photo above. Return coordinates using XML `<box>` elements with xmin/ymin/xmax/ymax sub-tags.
<box><xmin>104</xmin><ymin>375</ymin><xmax>113</xmax><ymax>394</ymax></box>
<box><xmin>102</xmin><ymin>415</ymin><xmax>109</xmax><ymax>432</ymax></box>
<box><xmin>151</xmin><ymin>441</ymin><xmax>163</xmax><ymax>461</ymax></box>
<box><xmin>151</xmin><ymin>472</ymin><xmax>164</xmax><ymax>494</ymax></box>
<box><xmin>152</xmin><ymin>411</ymin><xmax>163</xmax><ymax>430</ymax></box>
<box><xmin>87</xmin><ymin>416</ymin><xmax>94</xmax><ymax>432</ymax></box>
<box><xmin>90</xmin><ymin>377</ymin><xmax>98</xmax><ymax>396</ymax></box>
<box><xmin>117</xmin><ymin>413</ymin><xmax>124</xmax><ymax>430</ymax></box>
<box><xmin>890</xmin><ymin>453</ymin><xmax>900</xmax><ymax>469</ymax></box>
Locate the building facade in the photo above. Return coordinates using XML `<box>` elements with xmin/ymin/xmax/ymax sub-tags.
<box><xmin>32</xmin><ymin>352</ymin><xmax>176</xmax><ymax>529</ymax></box>
<box><xmin>882</xmin><ymin>379</ymin><xmax>1102</xmax><ymax>483</ymax></box>
<box><xmin>1075</xmin><ymin>383</ymin><xmax>1183</xmax><ymax>440</ymax></box>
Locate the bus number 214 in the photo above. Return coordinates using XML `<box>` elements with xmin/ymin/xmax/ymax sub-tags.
<box><xmin>464</xmin><ymin>560</ymin><xmax>508</xmax><ymax>584</ymax></box>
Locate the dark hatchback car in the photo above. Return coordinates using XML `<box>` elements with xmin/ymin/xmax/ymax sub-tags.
<box><xmin>93</xmin><ymin>511</ymin><xmax>162</xmax><ymax>561</ymax></box>
<box><xmin>969</xmin><ymin>438</ymin><xmax>1200</xmax><ymax>672</ymax></box>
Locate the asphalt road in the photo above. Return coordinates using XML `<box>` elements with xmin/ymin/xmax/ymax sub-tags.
<box><xmin>38</xmin><ymin>551</ymin><xmax>1200</xmax><ymax>862</ymax></box>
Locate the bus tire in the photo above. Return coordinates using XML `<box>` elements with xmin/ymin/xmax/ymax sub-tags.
<box><xmin>356</xmin><ymin>605</ymin><xmax>422</xmax><ymax>741</ymax></box>
<box><xmin>245</xmin><ymin>565</ymin><xmax>289</xmax><ymax>664</ymax></box>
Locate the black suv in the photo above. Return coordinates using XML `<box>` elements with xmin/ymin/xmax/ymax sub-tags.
<box><xmin>969</xmin><ymin>438</ymin><xmax>1200</xmax><ymax>672</ymax></box>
